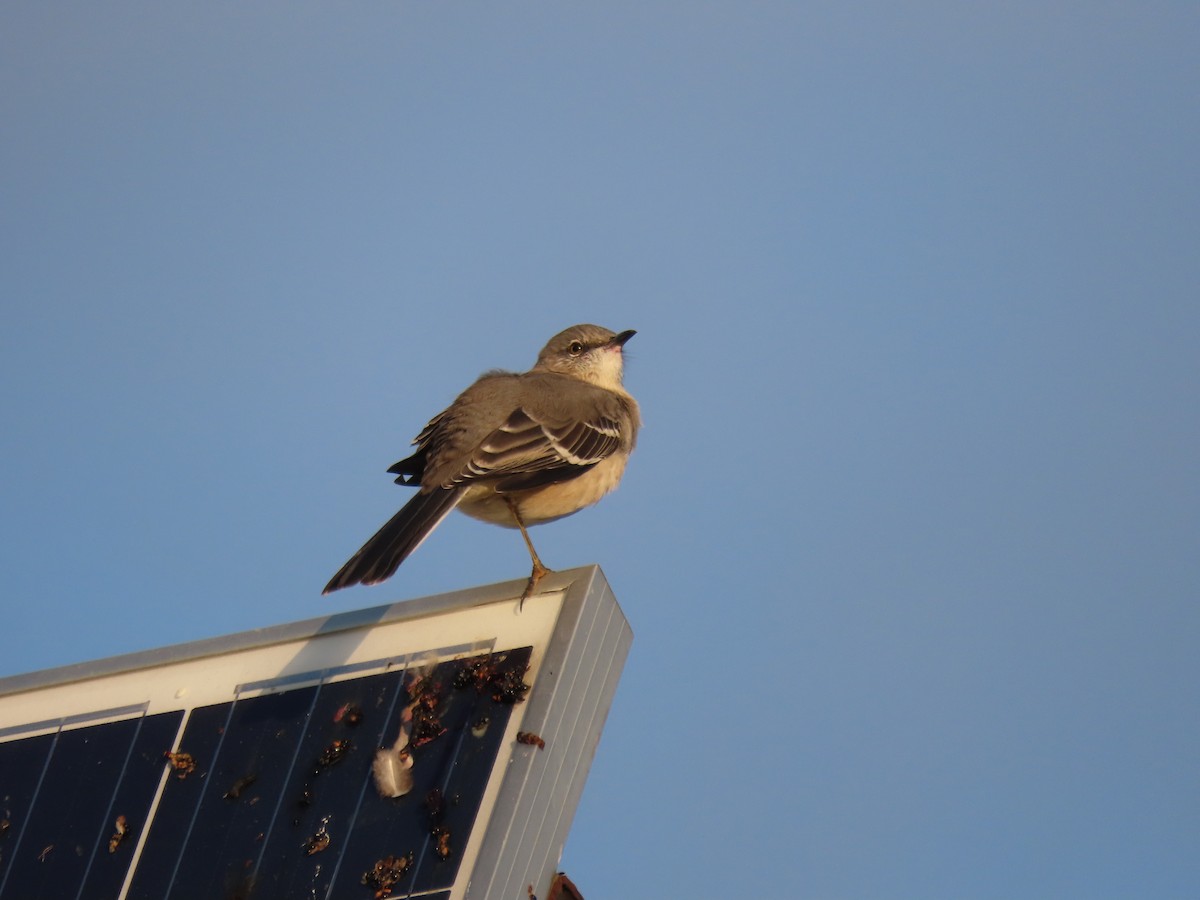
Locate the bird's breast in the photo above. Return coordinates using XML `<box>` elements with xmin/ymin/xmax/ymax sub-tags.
<box><xmin>457</xmin><ymin>454</ymin><xmax>629</xmax><ymax>527</ymax></box>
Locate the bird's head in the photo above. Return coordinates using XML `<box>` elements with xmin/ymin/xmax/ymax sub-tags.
<box><xmin>533</xmin><ymin>324</ymin><xmax>636</xmax><ymax>389</ymax></box>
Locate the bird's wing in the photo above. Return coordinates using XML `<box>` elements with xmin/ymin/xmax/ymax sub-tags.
<box><xmin>446</xmin><ymin>407</ymin><xmax>625</xmax><ymax>493</ymax></box>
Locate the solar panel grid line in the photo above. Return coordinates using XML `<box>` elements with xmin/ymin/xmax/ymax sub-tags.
<box><xmin>160</xmin><ymin>687</ymin><xmax>242</xmax><ymax>897</ymax></box>
<box><xmin>315</xmin><ymin>656</ymin><xmax>414</xmax><ymax>899</ymax></box>
<box><xmin>364</xmin><ymin>657</ymin><xmax>446</xmax><ymax>897</ymax></box>
<box><xmin>400</xmin><ymin>674</ymin><xmax>477</xmax><ymax>894</ymax></box>
<box><xmin>112</xmin><ymin>643</ymin><xmax>501</xmax><ymax>892</ymax></box>
<box><xmin>388</xmin><ymin>643</ymin><xmax>535</xmax><ymax>897</ymax></box>
<box><xmin>167</xmin><ymin>667</ymin><xmax>407</xmax><ymax>898</ymax></box>
<box><xmin>73</xmin><ymin>711</ymin><xmax>148</xmax><ymax>900</ymax></box>
<box><xmin>0</xmin><ymin>709</ymin><xmax>188</xmax><ymax>899</ymax></box>
<box><xmin>245</xmin><ymin>678</ymin><xmax>326</xmax><ymax>889</ymax></box>
<box><xmin>113</xmin><ymin>709</ymin><xmax>189</xmax><ymax>900</ymax></box>
<box><xmin>0</xmin><ymin>726</ymin><xmax>58</xmax><ymax>897</ymax></box>
<box><xmin>211</xmin><ymin>645</ymin><xmax>533</xmax><ymax>899</ymax></box>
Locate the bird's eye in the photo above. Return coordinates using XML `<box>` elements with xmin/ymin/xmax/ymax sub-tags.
<box><xmin>568</xmin><ymin>341</ymin><xmax>585</xmax><ymax>355</ymax></box>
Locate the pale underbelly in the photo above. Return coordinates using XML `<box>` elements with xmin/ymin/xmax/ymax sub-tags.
<box><xmin>457</xmin><ymin>454</ymin><xmax>629</xmax><ymax>527</ymax></box>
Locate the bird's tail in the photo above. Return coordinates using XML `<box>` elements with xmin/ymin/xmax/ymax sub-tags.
<box><xmin>323</xmin><ymin>488</ymin><xmax>463</xmax><ymax>594</ymax></box>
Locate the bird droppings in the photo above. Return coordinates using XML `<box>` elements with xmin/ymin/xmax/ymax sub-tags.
<box><xmin>453</xmin><ymin>653</ymin><xmax>531</xmax><ymax>704</ymax></box>
<box><xmin>163</xmin><ymin>751</ymin><xmax>197</xmax><ymax>779</ymax></box>
<box><xmin>516</xmin><ymin>731</ymin><xmax>546</xmax><ymax>750</ymax></box>
<box><xmin>108</xmin><ymin>815</ymin><xmax>130</xmax><ymax>853</ymax></box>
<box><xmin>361</xmin><ymin>852</ymin><xmax>413</xmax><ymax>898</ymax></box>
<box><xmin>303</xmin><ymin>817</ymin><xmax>331</xmax><ymax>856</ymax></box>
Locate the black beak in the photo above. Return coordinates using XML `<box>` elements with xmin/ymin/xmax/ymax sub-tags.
<box><xmin>612</xmin><ymin>329</ymin><xmax>637</xmax><ymax>347</ymax></box>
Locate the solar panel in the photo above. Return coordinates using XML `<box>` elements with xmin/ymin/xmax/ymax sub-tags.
<box><xmin>0</xmin><ymin>565</ymin><xmax>631</xmax><ymax>900</ymax></box>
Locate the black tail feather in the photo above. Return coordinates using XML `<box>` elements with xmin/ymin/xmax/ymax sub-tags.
<box><xmin>323</xmin><ymin>487</ymin><xmax>462</xmax><ymax>594</ymax></box>
<box><xmin>387</xmin><ymin>448</ymin><xmax>427</xmax><ymax>486</ymax></box>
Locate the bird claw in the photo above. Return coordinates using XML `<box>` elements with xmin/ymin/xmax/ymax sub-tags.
<box><xmin>518</xmin><ymin>562</ymin><xmax>552</xmax><ymax>611</ymax></box>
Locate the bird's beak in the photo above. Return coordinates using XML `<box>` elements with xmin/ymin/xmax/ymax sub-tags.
<box><xmin>611</xmin><ymin>329</ymin><xmax>637</xmax><ymax>348</ymax></box>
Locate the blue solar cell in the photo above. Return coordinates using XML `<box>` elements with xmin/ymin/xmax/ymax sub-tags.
<box><xmin>2</xmin><ymin>649</ymin><xmax>531</xmax><ymax>900</ymax></box>
<box><xmin>78</xmin><ymin>712</ymin><xmax>186</xmax><ymax>898</ymax></box>
<box><xmin>0</xmin><ymin>712</ymin><xmax>183</xmax><ymax>900</ymax></box>
<box><xmin>0</xmin><ymin>731</ymin><xmax>57</xmax><ymax>892</ymax></box>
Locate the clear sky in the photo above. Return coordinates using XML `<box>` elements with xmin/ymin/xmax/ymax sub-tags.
<box><xmin>2</xmin><ymin>3</ymin><xmax>1198</xmax><ymax>897</ymax></box>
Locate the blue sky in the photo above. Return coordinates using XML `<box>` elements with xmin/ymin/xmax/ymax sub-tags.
<box><xmin>2</xmin><ymin>3</ymin><xmax>1198</xmax><ymax>897</ymax></box>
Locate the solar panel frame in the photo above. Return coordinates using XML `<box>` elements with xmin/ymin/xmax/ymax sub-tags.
<box><xmin>0</xmin><ymin>565</ymin><xmax>632</xmax><ymax>900</ymax></box>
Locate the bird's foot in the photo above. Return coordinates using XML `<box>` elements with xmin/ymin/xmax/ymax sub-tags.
<box><xmin>518</xmin><ymin>561</ymin><xmax>552</xmax><ymax>610</ymax></box>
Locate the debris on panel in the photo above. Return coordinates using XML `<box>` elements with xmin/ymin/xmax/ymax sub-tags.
<box><xmin>516</xmin><ymin>731</ymin><xmax>546</xmax><ymax>750</ymax></box>
<box><xmin>371</xmin><ymin>724</ymin><xmax>414</xmax><ymax>799</ymax></box>
<box><xmin>360</xmin><ymin>852</ymin><xmax>413</xmax><ymax>899</ymax></box>
<box><xmin>163</xmin><ymin>751</ymin><xmax>197</xmax><ymax>779</ymax></box>
<box><xmin>223</xmin><ymin>773</ymin><xmax>258</xmax><ymax>801</ymax></box>
<box><xmin>317</xmin><ymin>739</ymin><xmax>352</xmax><ymax>769</ymax></box>
<box><xmin>334</xmin><ymin>703</ymin><xmax>363</xmax><ymax>726</ymax></box>
<box><xmin>108</xmin><ymin>815</ymin><xmax>130</xmax><ymax>853</ymax></box>
<box><xmin>453</xmin><ymin>653</ymin><xmax>532</xmax><ymax>704</ymax></box>
<box><xmin>303</xmin><ymin>817</ymin><xmax>331</xmax><ymax>856</ymax></box>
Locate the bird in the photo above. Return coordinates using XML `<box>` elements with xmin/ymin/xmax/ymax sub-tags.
<box><xmin>323</xmin><ymin>324</ymin><xmax>640</xmax><ymax>602</ymax></box>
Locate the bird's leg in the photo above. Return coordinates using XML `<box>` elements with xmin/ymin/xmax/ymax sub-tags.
<box><xmin>504</xmin><ymin>497</ymin><xmax>550</xmax><ymax>608</ymax></box>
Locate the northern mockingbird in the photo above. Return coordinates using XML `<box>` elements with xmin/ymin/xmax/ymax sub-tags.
<box><xmin>324</xmin><ymin>324</ymin><xmax>640</xmax><ymax>601</ymax></box>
